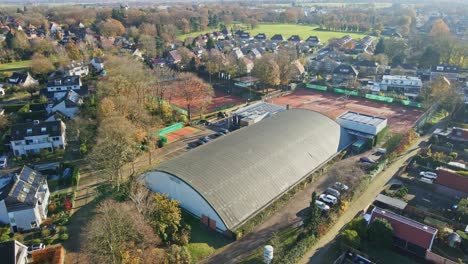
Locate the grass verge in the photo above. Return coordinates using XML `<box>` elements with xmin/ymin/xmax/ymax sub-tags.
<box><xmin>0</xmin><ymin>60</ymin><xmax>32</xmax><ymax>72</ymax></box>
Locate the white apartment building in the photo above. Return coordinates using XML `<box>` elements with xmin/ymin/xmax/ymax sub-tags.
<box><xmin>379</xmin><ymin>75</ymin><xmax>423</xmax><ymax>98</ymax></box>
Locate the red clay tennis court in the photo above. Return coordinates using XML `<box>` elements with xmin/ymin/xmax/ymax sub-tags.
<box><xmin>164</xmin><ymin>126</ymin><xmax>199</xmax><ymax>143</ymax></box>
<box><xmin>268</xmin><ymin>89</ymin><xmax>424</xmax><ymax>133</ymax></box>
<box><xmin>168</xmin><ymin>89</ymin><xmax>245</xmax><ymax>115</ymax></box>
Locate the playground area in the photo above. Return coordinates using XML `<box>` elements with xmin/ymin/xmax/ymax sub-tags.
<box><xmin>168</xmin><ymin>89</ymin><xmax>245</xmax><ymax>116</ymax></box>
<box><xmin>268</xmin><ymin>89</ymin><xmax>424</xmax><ymax>133</ymax></box>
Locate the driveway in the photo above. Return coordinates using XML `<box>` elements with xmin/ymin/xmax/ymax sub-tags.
<box><xmin>300</xmin><ymin>136</ymin><xmax>429</xmax><ymax>264</ymax></box>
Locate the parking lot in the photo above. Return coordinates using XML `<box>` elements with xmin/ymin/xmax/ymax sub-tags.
<box><xmin>268</xmin><ymin>89</ymin><xmax>424</xmax><ymax>133</ymax></box>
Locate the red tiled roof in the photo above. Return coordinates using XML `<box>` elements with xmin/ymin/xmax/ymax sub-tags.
<box><xmin>370</xmin><ymin>207</ymin><xmax>437</xmax><ymax>250</ymax></box>
<box><xmin>436</xmin><ymin>168</ymin><xmax>468</xmax><ymax>193</ymax></box>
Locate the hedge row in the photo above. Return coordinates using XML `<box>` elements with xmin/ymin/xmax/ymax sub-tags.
<box><xmin>280</xmin><ymin>235</ymin><xmax>317</xmax><ymax>264</ymax></box>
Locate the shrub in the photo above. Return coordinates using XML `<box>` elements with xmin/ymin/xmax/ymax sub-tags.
<box><xmin>347</xmin><ymin>217</ymin><xmax>368</xmax><ymax>239</ymax></box>
<box><xmin>279</xmin><ymin>235</ymin><xmax>316</xmax><ymax>264</ymax></box>
<box><xmin>44</xmin><ymin>238</ymin><xmax>54</xmax><ymax>245</ymax></box>
<box><xmin>449</xmin><ymin>152</ymin><xmax>458</xmax><ymax>159</ymax></box>
<box><xmin>48</xmin><ymin>203</ymin><xmax>57</xmax><ymax>214</ymax></box>
<box><xmin>368</xmin><ymin>218</ymin><xmax>394</xmax><ymax>248</ymax></box>
<box><xmin>60</xmin><ymin>233</ymin><xmax>69</xmax><ymax>241</ymax></box>
<box><xmin>59</xmin><ymin>226</ymin><xmax>68</xmax><ymax>234</ymax></box>
<box><xmin>31</xmin><ymin>238</ymin><xmax>42</xmax><ymax>244</ymax></box>
<box><xmin>340</xmin><ymin>229</ymin><xmax>360</xmax><ymax>249</ymax></box>
<box><xmin>395</xmin><ymin>186</ymin><xmax>409</xmax><ymax>199</ymax></box>
<box><xmin>41</xmin><ymin>229</ymin><xmax>50</xmax><ymax>238</ymax></box>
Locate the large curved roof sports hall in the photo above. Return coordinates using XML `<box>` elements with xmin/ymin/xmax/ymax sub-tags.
<box><xmin>144</xmin><ymin>109</ymin><xmax>351</xmax><ymax>231</ymax></box>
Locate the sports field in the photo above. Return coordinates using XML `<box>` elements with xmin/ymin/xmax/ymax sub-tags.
<box><xmin>179</xmin><ymin>23</ymin><xmax>368</xmax><ymax>42</ymax></box>
<box><xmin>168</xmin><ymin>89</ymin><xmax>245</xmax><ymax>116</ymax></box>
<box><xmin>164</xmin><ymin>126</ymin><xmax>199</xmax><ymax>143</ymax></box>
<box><xmin>268</xmin><ymin>89</ymin><xmax>424</xmax><ymax>134</ymax></box>
<box><xmin>0</xmin><ymin>60</ymin><xmax>32</xmax><ymax>72</ymax></box>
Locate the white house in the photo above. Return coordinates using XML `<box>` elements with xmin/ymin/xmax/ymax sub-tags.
<box><xmin>7</xmin><ymin>72</ymin><xmax>38</xmax><ymax>88</ymax></box>
<box><xmin>64</xmin><ymin>61</ymin><xmax>89</xmax><ymax>77</ymax></box>
<box><xmin>46</xmin><ymin>76</ymin><xmax>81</xmax><ymax>100</ymax></box>
<box><xmin>0</xmin><ymin>240</ymin><xmax>29</xmax><ymax>264</ymax></box>
<box><xmin>46</xmin><ymin>90</ymin><xmax>83</xmax><ymax>121</ymax></box>
<box><xmin>379</xmin><ymin>75</ymin><xmax>422</xmax><ymax>98</ymax></box>
<box><xmin>10</xmin><ymin>120</ymin><xmax>66</xmax><ymax>157</ymax></box>
<box><xmin>49</xmin><ymin>22</ymin><xmax>61</xmax><ymax>34</ymax></box>
<box><xmin>90</xmin><ymin>57</ymin><xmax>104</xmax><ymax>71</ymax></box>
<box><xmin>0</xmin><ymin>166</ymin><xmax>49</xmax><ymax>232</ymax></box>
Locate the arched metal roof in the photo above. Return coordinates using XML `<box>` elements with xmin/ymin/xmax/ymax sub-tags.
<box><xmin>155</xmin><ymin>109</ymin><xmax>351</xmax><ymax>230</ymax></box>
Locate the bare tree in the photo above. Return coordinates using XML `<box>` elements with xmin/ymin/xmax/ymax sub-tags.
<box><xmin>175</xmin><ymin>73</ymin><xmax>214</xmax><ymax>120</ymax></box>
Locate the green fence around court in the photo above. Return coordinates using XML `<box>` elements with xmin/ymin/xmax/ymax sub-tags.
<box><xmin>333</xmin><ymin>88</ymin><xmax>359</xmax><ymax>96</ymax></box>
<box><xmin>400</xmin><ymin>100</ymin><xmax>422</xmax><ymax>108</ymax></box>
<box><xmin>365</xmin><ymin>93</ymin><xmax>394</xmax><ymax>103</ymax></box>
<box><xmin>158</xmin><ymin>122</ymin><xmax>184</xmax><ymax>136</ymax></box>
<box><xmin>305</xmin><ymin>84</ymin><xmax>328</xmax><ymax>91</ymax></box>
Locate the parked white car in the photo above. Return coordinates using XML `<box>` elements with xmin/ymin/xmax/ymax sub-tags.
<box><xmin>420</xmin><ymin>171</ymin><xmax>437</xmax><ymax>179</ymax></box>
<box><xmin>27</xmin><ymin>243</ymin><xmax>45</xmax><ymax>254</ymax></box>
<box><xmin>315</xmin><ymin>200</ymin><xmax>330</xmax><ymax>211</ymax></box>
<box><xmin>334</xmin><ymin>182</ymin><xmax>349</xmax><ymax>191</ymax></box>
<box><xmin>319</xmin><ymin>194</ymin><xmax>338</xmax><ymax>205</ymax></box>
<box><xmin>419</xmin><ymin>177</ymin><xmax>434</xmax><ymax>184</ymax></box>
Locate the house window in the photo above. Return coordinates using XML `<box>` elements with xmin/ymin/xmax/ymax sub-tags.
<box><xmin>41</xmin><ymin>127</ymin><xmax>47</xmax><ymax>132</ymax></box>
<box><xmin>27</xmin><ymin>128</ymin><xmax>32</xmax><ymax>134</ymax></box>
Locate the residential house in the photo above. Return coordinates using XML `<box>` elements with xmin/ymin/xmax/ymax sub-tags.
<box><xmin>46</xmin><ymin>90</ymin><xmax>83</xmax><ymax>121</ymax></box>
<box><xmin>355</xmin><ymin>60</ymin><xmax>379</xmax><ymax>76</ymax></box>
<box><xmin>291</xmin><ymin>60</ymin><xmax>306</xmax><ymax>80</ymax></box>
<box><xmin>379</xmin><ymin>75</ymin><xmax>422</xmax><ymax>98</ymax></box>
<box><xmin>271</xmin><ymin>34</ymin><xmax>285</xmax><ymax>42</ymax></box>
<box><xmin>336</xmin><ymin>35</ymin><xmax>353</xmax><ymax>47</ymax></box>
<box><xmin>433</xmin><ymin>127</ymin><xmax>468</xmax><ymax>143</ymax></box>
<box><xmin>430</xmin><ymin>64</ymin><xmax>459</xmax><ymax>81</ymax></box>
<box><xmin>7</xmin><ymin>72</ymin><xmax>38</xmax><ymax>88</ymax></box>
<box><xmin>288</xmin><ymin>35</ymin><xmax>302</xmax><ymax>43</ymax></box>
<box><xmin>332</xmin><ymin>64</ymin><xmax>358</xmax><ymax>84</ymax></box>
<box><xmin>10</xmin><ymin>120</ymin><xmax>66</xmax><ymax>156</ymax></box>
<box><xmin>46</xmin><ymin>76</ymin><xmax>81</xmax><ymax>100</ymax></box>
<box><xmin>381</xmin><ymin>28</ymin><xmax>402</xmax><ymax>37</ymax></box>
<box><xmin>0</xmin><ymin>166</ymin><xmax>50</xmax><ymax>232</ymax></box>
<box><xmin>314</xmin><ymin>56</ymin><xmax>341</xmax><ymax>74</ymax></box>
<box><xmin>168</xmin><ymin>50</ymin><xmax>182</xmax><ymax>64</ymax></box>
<box><xmin>390</xmin><ymin>64</ymin><xmax>418</xmax><ymax>76</ymax></box>
<box><xmin>231</xmin><ymin>47</ymin><xmax>244</xmax><ymax>60</ymax></box>
<box><xmin>31</xmin><ymin>245</ymin><xmax>66</xmax><ymax>264</ymax></box>
<box><xmin>242</xmin><ymin>57</ymin><xmax>254</xmax><ymax>73</ymax></box>
<box><xmin>305</xmin><ymin>36</ymin><xmax>320</xmax><ymax>46</ymax></box>
<box><xmin>369</xmin><ymin>207</ymin><xmax>438</xmax><ymax>256</ymax></box>
<box><xmin>49</xmin><ymin>22</ymin><xmax>61</xmax><ymax>34</ymax></box>
<box><xmin>254</xmin><ymin>33</ymin><xmax>267</xmax><ymax>40</ymax></box>
<box><xmin>354</xmin><ymin>35</ymin><xmax>374</xmax><ymax>53</ymax></box>
<box><xmin>435</xmin><ymin>168</ymin><xmax>468</xmax><ymax>194</ymax></box>
<box><xmin>63</xmin><ymin>61</ymin><xmax>89</xmax><ymax>77</ymax></box>
<box><xmin>0</xmin><ymin>240</ymin><xmax>28</xmax><ymax>264</ymax></box>
<box><xmin>248</xmin><ymin>48</ymin><xmax>262</xmax><ymax>60</ymax></box>
<box><xmin>90</xmin><ymin>57</ymin><xmax>104</xmax><ymax>72</ymax></box>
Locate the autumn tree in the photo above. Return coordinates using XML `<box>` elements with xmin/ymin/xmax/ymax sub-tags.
<box><xmin>148</xmin><ymin>193</ymin><xmax>183</xmax><ymax>242</ymax></box>
<box><xmin>139</xmin><ymin>23</ymin><xmax>157</xmax><ymax>37</ymax></box>
<box><xmin>89</xmin><ymin>115</ymin><xmax>138</xmax><ymax>190</ymax></box>
<box><xmin>65</xmin><ymin>42</ymin><xmax>81</xmax><ymax>60</ymax></box>
<box><xmin>139</xmin><ymin>34</ymin><xmax>157</xmax><ymax>59</ymax></box>
<box><xmin>98</xmin><ymin>18</ymin><xmax>125</xmax><ymax>37</ymax></box>
<box><xmin>84</xmin><ymin>199</ymin><xmax>162</xmax><ymax>264</ymax></box>
<box><xmin>11</xmin><ymin>31</ymin><xmax>31</xmax><ymax>58</ymax></box>
<box><xmin>252</xmin><ymin>54</ymin><xmax>280</xmax><ymax>93</ymax></box>
<box><xmin>31</xmin><ymin>53</ymin><xmax>55</xmax><ymax>75</ymax></box>
<box><xmin>430</xmin><ymin>19</ymin><xmax>450</xmax><ymax>36</ymax></box>
<box><xmin>175</xmin><ymin>73</ymin><xmax>213</xmax><ymax>120</ymax></box>
<box><xmin>204</xmin><ymin>49</ymin><xmax>225</xmax><ymax>84</ymax></box>
<box><xmin>340</xmin><ymin>229</ymin><xmax>360</xmax><ymax>249</ymax></box>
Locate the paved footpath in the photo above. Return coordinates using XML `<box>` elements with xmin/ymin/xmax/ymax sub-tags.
<box><xmin>300</xmin><ymin>136</ymin><xmax>428</xmax><ymax>264</ymax></box>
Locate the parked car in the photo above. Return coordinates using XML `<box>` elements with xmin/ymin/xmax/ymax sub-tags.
<box><xmin>419</xmin><ymin>177</ymin><xmax>434</xmax><ymax>184</ymax></box>
<box><xmin>219</xmin><ymin>128</ymin><xmax>230</xmax><ymax>134</ymax></box>
<box><xmin>377</xmin><ymin>148</ymin><xmax>387</xmax><ymax>154</ymax></box>
<box><xmin>0</xmin><ymin>154</ymin><xmax>7</xmax><ymax>169</ymax></box>
<box><xmin>334</xmin><ymin>182</ymin><xmax>349</xmax><ymax>191</ymax></box>
<box><xmin>199</xmin><ymin>136</ymin><xmax>211</xmax><ymax>143</ymax></box>
<box><xmin>359</xmin><ymin>157</ymin><xmax>375</xmax><ymax>163</ymax></box>
<box><xmin>27</xmin><ymin>243</ymin><xmax>45</xmax><ymax>254</ymax></box>
<box><xmin>319</xmin><ymin>194</ymin><xmax>338</xmax><ymax>205</ymax></box>
<box><xmin>325</xmin><ymin>187</ymin><xmax>341</xmax><ymax>198</ymax></box>
<box><xmin>420</xmin><ymin>171</ymin><xmax>437</xmax><ymax>179</ymax></box>
<box><xmin>315</xmin><ymin>200</ymin><xmax>330</xmax><ymax>211</ymax></box>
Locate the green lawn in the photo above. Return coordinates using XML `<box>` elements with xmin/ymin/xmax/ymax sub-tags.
<box><xmin>0</xmin><ymin>60</ymin><xmax>32</xmax><ymax>72</ymax></box>
<box><xmin>179</xmin><ymin>23</ymin><xmax>368</xmax><ymax>43</ymax></box>
<box><xmin>183</xmin><ymin>211</ymin><xmax>231</xmax><ymax>262</ymax></box>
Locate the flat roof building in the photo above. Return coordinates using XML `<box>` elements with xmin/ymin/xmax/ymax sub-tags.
<box><xmin>336</xmin><ymin>111</ymin><xmax>387</xmax><ymax>137</ymax></box>
<box><xmin>232</xmin><ymin>102</ymin><xmax>286</xmax><ymax>127</ymax></box>
<box><xmin>144</xmin><ymin>109</ymin><xmax>351</xmax><ymax>234</ymax></box>
<box><xmin>380</xmin><ymin>75</ymin><xmax>422</xmax><ymax>98</ymax></box>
